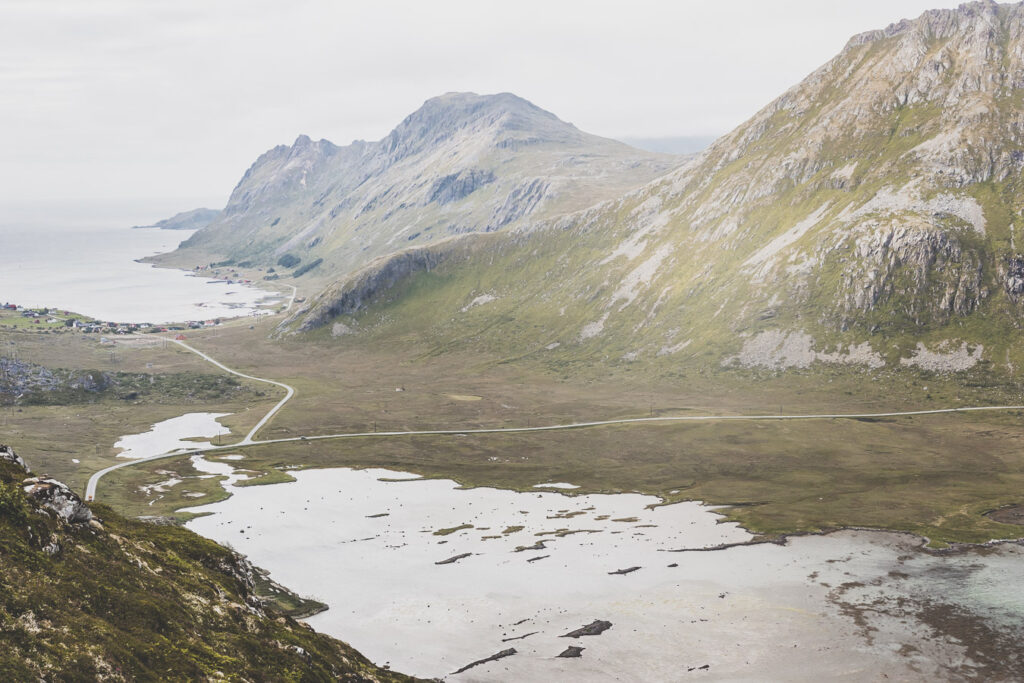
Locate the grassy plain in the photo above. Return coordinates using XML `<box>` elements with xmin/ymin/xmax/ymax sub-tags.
<box><xmin>4</xmin><ymin>308</ymin><xmax>1024</xmax><ymax>545</ymax></box>
<box><xmin>0</xmin><ymin>324</ymin><xmax>275</xmax><ymax>496</ymax></box>
<box><xmin>4</xmin><ymin>313</ymin><xmax>1019</xmax><ymax>547</ymax></box>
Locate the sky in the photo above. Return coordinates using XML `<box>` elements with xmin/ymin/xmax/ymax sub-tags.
<box><xmin>1</xmin><ymin>0</ymin><xmax>966</xmax><ymax>212</ymax></box>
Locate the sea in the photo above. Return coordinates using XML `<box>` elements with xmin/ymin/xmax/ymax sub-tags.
<box><xmin>0</xmin><ymin>199</ymin><xmax>273</xmax><ymax>323</ymax></box>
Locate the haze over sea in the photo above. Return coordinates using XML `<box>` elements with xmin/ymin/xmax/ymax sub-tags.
<box><xmin>0</xmin><ymin>200</ymin><xmax>270</xmax><ymax>323</ymax></box>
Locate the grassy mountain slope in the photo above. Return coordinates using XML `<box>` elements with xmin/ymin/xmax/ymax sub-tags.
<box><xmin>0</xmin><ymin>448</ymin><xmax>413</xmax><ymax>682</ymax></box>
<box><xmin>284</xmin><ymin>1</ymin><xmax>1024</xmax><ymax>378</ymax></box>
<box><xmin>159</xmin><ymin>92</ymin><xmax>680</xmax><ymax>287</ymax></box>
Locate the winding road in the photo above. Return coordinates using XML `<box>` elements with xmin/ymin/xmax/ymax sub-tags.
<box><xmin>85</xmin><ymin>336</ymin><xmax>1024</xmax><ymax>502</ymax></box>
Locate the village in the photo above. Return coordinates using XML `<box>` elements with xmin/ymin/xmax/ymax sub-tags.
<box><xmin>1</xmin><ymin>302</ymin><xmax>226</xmax><ymax>335</ymax></box>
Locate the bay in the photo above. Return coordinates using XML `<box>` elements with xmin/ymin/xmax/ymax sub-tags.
<box><xmin>0</xmin><ymin>200</ymin><xmax>276</xmax><ymax>323</ymax></box>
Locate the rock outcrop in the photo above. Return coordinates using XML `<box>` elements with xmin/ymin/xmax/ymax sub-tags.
<box><xmin>22</xmin><ymin>476</ymin><xmax>93</xmax><ymax>524</ymax></box>
<box><xmin>0</xmin><ymin>444</ymin><xmax>27</xmax><ymax>470</ymax></box>
<box><xmin>3</xmin><ymin>444</ymin><xmax>92</xmax><ymax>524</ymax></box>
<box><xmin>1</xmin><ymin>359</ymin><xmax>111</xmax><ymax>403</ymax></box>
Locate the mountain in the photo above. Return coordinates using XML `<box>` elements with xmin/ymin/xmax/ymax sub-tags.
<box><xmin>133</xmin><ymin>207</ymin><xmax>220</xmax><ymax>230</ymax></box>
<box><xmin>284</xmin><ymin>1</ymin><xmax>1024</xmax><ymax>376</ymax></box>
<box><xmin>0</xmin><ymin>445</ymin><xmax>411</xmax><ymax>681</ymax></box>
<box><xmin>161</xmin><ymin>92</ymin><xmax>681</xmax><ymax>282</ymax></box>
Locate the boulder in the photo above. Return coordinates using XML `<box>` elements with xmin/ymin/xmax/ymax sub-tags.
<box><xmin>22</xmin><ymin>477</ymin><xmax>92</xmax><ymax>524</ymax></box>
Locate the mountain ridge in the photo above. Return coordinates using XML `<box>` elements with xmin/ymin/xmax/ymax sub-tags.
<box><xmin>280</xmin><ymin>1</ymin><xmax>1024</xmax><ymax>377</ymax></box>
<box><xmin>161</xmin><ymin>92</ymin><xmax>681</xmax><ymax>284</ymax></box>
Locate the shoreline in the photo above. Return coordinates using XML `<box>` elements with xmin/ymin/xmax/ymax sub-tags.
<box><xmin>171</xmin><ymin>452</ymin><xmax>1024</xmax><ymax>556</ymax></box>
<box><xmin>663</xmin><ymin>524</ymin><xmax>1024</xmax><ymax>556</ymax></box>
<box><xmin>0</xmin><ymin>226</ymin><xmax>291</xmax><ymax>325</ymax></box>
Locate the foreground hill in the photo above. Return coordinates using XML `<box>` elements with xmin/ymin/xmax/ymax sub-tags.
<box><xmin>284</xmin><ymin>1</ymin><xmax>1024</xmax><ymax>377</ymax></box>
<box><xmin>0</xmin><ymin>446</ymin><xmax>412</xmax><ymax>682</ymax></box>
<box><xmin>161</xmin><ymin>92</ymin><xmax>680</xmax><ymax>284</ymax></box>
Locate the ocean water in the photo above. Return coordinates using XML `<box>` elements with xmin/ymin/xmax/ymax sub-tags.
<box><xmin>0</xmin><ymin>200</ymin><xmax>276</xmax><ymax>323</ymax></box>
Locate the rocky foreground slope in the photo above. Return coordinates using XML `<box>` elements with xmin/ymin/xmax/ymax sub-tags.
<box><xmin>164</xmin><ymin>92</ymin><xmax>680</xmax><ymax>284</ymax></box>
<box><xmin>284</xmin><ymin>1</ymin><xmax>1024</xmax><ymax>375</ymax></box>
<box><xmin>0</xmin><ymin>445</ymin><xmax>413</xmax><ymax>682</ymax></box>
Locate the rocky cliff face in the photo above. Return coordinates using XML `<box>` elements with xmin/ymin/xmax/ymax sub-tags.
<box><xmin>170</xmin><ymin>92</ymin><xmax>680</xmax><ymax>283</ymax></box>
<box><xmin>284</xmin><ymin>1</ymin><xmax>1024</xmax><ymax>376</ymax></box>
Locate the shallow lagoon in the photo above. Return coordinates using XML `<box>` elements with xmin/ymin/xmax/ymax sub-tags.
<box><xmin>113</xmin><ymin>412</ymin><xmax>230</xmax><ymax>460</ymax></box>
<box><xmin>184</xmin><ymin>463</ymin><xmax>1024</xmax><ymax>681</ymax></box>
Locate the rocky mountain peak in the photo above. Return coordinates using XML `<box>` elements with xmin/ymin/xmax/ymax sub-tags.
<box><xmin>701</xmin><ymin>0</ymin><xmax>1024</xmax><ymax>196</ymax></box>
<box><xmin>832</xmin><ymin>0</ymin><xmax>1024</xmax><ymax>107</ymax></box>
<box><xmin>846</xmin><ymin>0</ymin><xmax>1004</xmax><ymax>47</ymax></box>
<box><xmin>379</xmin><ymin>91</ymin><xmax>581</xmax><ymax>162</ymax></box>
<box><xmin>285</xmin><ymin>134</ymin><xmax>337</xmax><ymax>159</ymax></box>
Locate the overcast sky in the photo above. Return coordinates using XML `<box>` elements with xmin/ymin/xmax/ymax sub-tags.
<box><xmin>1</xmin><ymin>0</ymin><xmax>965</xmax><ymax>209</ymax></box>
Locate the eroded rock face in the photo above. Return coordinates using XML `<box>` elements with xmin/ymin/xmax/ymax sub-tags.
<box><xmin>836</xmin><ymin>223</ymin><xmax>985</xmax><ymax>326</ymax></box>
<box><xmin>286</xmin><ymin>246</ymin><xmax>451</xmax><ymax>333</ymax></box>
<box><xmin>22</xmin><ymin>477</ymin><xmax>93</xmax><ymax>524</ymax></box>
<box><xmin>429</xmin><ymin>169</ymin><xmax>496</xmax><ymax>205</ymax></box>
<box><xmin>998</xmin><ymin>255</ymin><xmax>1024</xmax><ymax>303</ymax></box>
